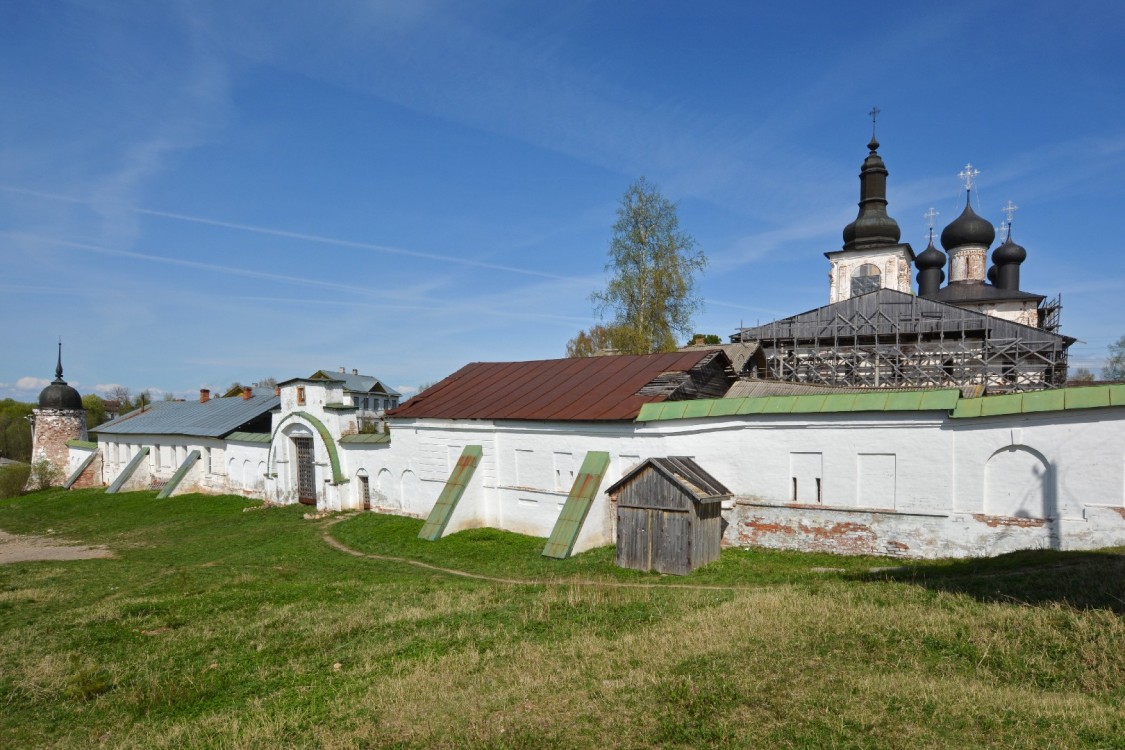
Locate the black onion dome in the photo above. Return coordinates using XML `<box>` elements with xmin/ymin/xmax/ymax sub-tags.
<box><xmin>37</xmin><ymin>345</ymin><xmax>82</xmax><ymax>410</ymax></box>
<box><xmin>915</xmin><ymin>238</ymin><xmax>946</xmax><ymax>270</ymax></box>
<box><xmin>987</xmin><ymin>264</ymin><xmax>998</xmax><ymax>285</ymax></box>
<box><xmin>992</xmin><ymin>234</ymin><xmax>1027</xmax><ymax>265</ymax></box>
<box><xmin>941</xmin><ymin>193</ymin><xmax>995</xmax><ymax>250</ymax></box>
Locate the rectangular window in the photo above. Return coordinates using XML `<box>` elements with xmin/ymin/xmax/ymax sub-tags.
<box><xmin>296</xmin><ymin>386</ymin><xmax>306</xmax><ymax>406</ymax></box>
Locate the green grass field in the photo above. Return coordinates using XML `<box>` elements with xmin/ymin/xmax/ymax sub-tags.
<box><xmin>1</xmin><ymin>487</ymin><xmax>1123</xmax><ymax>749</ymax></box>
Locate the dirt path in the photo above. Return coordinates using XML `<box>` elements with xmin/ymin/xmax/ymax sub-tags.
<box><xmin>0</xmin><ymin>529</ymin><xmax>113</xmax><ymax>564</ymax></box>
<box><xmin>320</xmin><ymin>516</ymin><xmax>747</xmax><ymax>591</ymax></box>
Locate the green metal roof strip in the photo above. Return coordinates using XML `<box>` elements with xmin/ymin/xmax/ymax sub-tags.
<box><xmin>63</xmin><ymin>450</ymin><xmax>98</xmax><ymax>489</ymax></box>
<box><xmin>227</xmin><ymin>431</ymin><xmax>272</xmax><ymax>443</ymax></box>
<box><xmin>105</xmin><ymin>447</ymin><xmax>150</xmax><ymax>494</ymax></box>
<box><xmin>819</xmin><ymin>394</ymin><xmax>858</xmax><ymax>412</ymax></box>
<box><xmin>542</xmin><ymin>450</ymin><xmax>611</xmax><ymax>559</ymax></box>
<box><xmin>322</xmin><ymin>403</ymin><xmax>356</xmax><ymax>411</ymax></box>
<box><xmin>851</xmin><ymin>392</ymin><xmax>889</xmax><ymax>412</ymax></box>
<box><xmin>642</xmin><ymin>386</ymin><xmax>1125</xmax><ymax>424</ymax></box>
<box><xmin>680</xmin><ymin>400</ymin><xmax>716</xmax><ymax>420</ymax></box>
<box><xmin>66</xmin><ymin>439</ymin><xmax>99</xmax><ymax>450</ymax></box>
<box><xmin>1021</xmin><ymin>390</ymin><xmax>1065</xmax><ymax>413</ymax></box>
<box><xmin>919</xmin><ymin>390</ymin><xmax>962</xmax><ymax>410</ymax></box>
<box><xmin>734</xmin><ymin>397</ymin><xmax>768</xmax><ymax>415</ymax></box>
<box><xmin>1065</xmin><ymin>387</ymin><xmax>1110</xmax><ymax>410</ymax></box>
<box><xmin>950</xmin><ymin>385</ymin><xmax>1124</xmax><ymax>419</ymax></box>
<box><xmin>790</xmin><ymin>394</ymin><xmax>829</xmax><ymax>413</ymax></box>
<box><xmin>706</xmin><ymin>399</ymin><xmax>744</xmax><ymax>418</ymax></box>
<box><xmin>418</xmin><ymin>445</ymin><xmax>483</xmax><ymax>541</ymax></box>
<box><xmin>338</xmin><ymin>433</ymin><xmax>391</xmax><ymax>444</ymax></box>
<box><xmin>980</xmin><ymin>393</ymin><xmax>1023</xmax><ymax>417</ymax></box>
<box><xmin>156</xmin><ymin>450</ymin><xmax>200</xmax><ymax>499</ymax></box>
<box><xmin>883</xmin><ymin>392</ymin><xmax>922</xmax><ymax>411</ymax></box>
<box><xmin>269</xmin><ymin>412</ymin><xmax>347</xmax><ymax>484</ymax></box>
<box><xmin>951</xmin><ymin>398</ymin><xmax>984</xmax><ymax>419</ymax></box>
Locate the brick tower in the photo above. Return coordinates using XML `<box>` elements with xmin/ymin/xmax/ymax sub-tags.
<box><xmin>27</xmin><ymin>343</ymin><xmax>86</xmax><ymax>488</ymax></box>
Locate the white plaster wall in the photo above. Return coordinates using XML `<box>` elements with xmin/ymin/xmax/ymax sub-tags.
<box><xmin>827</xmin><ymin>248</ymin><xmax>913</xmax><ymax>303</ymax></box>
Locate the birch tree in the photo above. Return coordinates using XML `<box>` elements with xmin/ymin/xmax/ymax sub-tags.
<box><xmin>588</xmin><ymin>177</ymin><xmax>706</xmax><ymax>354</ymax></box>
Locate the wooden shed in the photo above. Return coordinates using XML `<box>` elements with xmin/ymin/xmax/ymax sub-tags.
<box><xmin>606</xmin><ymin>457</ymin><xmax>731</xmax><ymax>575</ymax></box>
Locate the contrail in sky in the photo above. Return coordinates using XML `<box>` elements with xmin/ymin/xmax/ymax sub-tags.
<box><xmin>0</xmin><ymin>184</ymin><xmax>576</xmax><ymax>281</ymax></box>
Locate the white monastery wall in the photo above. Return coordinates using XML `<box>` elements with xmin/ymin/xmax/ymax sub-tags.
<box><xmin>76</xmin><ymin>383</ymin><xmax>1125</xmax><ymax>559</ymax></box>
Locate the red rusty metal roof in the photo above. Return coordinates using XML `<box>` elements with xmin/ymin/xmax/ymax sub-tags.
<box><xmin>388</xmin><ymin>351</ymin><xmax>720</xmax><ymax>422</ymax></box>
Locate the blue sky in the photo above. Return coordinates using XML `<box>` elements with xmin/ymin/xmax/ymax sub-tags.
<box><xmin>3</xmin><ymin>0</ymin><xmax>1124</xmax><ymax>402</ymax></box>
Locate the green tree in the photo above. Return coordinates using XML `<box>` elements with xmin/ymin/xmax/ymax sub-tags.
<box><xmin>82</xmin><ymin>394</ymin><xmax>107</xmax><ymax>429</ymax></box>
<box><xmin>566</xmin><ymin>324</ymin><xmax>623</xmax><ymax>358</ymax></box>
<box><xmin>588</xmin><ymin>177</ymin><xmax>706</xmax><ymax>355</ymax></box>
<box><xmin>687</xmin><ymin>333</ymin><xmax>722</xmax><ymax>346</ymax></box>
<box><xmin>1069</xmin><ymin>367</ymin><xmax>1095</xmax><ymax>383</ymax></box>
<box><xmin>0</xmin><ymin>399</ymin><xmax>33</xmax><ymax>462</ymax></box>
<box><xmin>1104</xmin><ymin>336</ymin><xmax>1125</xmax><ymax>381</ymax></box>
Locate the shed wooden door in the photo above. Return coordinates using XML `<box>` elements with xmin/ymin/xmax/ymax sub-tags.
<box><xmin>617</xmin><ymin>506</ymin><xmax>690</xmax><ymax>575</ymax></box>
<box><xmin>293</xmin><ymin>436</ymin><xmax>316</xmax><ymax>505</ymax></box>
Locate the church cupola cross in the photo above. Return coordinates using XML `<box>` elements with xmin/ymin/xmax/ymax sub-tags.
<box><xmin>924</xmin><ymin>207</ymin><xmax>939</xmax><ymax>242</ymax></box>
<box><xmin>958</xmin><ymin>163</ymin><xmax>980</xmax><ymax>192</ymax></box>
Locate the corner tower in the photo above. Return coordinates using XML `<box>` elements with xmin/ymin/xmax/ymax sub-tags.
<box><xmin>826</xmin><ymin>113</ymin><xmax>915</xmax><ymax>303</ymax></box>
<box><xmin>27</xmin><ymin>343</ymin><xmax>87</xmax><ymax>488</ymax></box>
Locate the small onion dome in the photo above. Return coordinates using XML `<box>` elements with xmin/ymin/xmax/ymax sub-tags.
<box><xmin>992</xmin><ymin>234</ymin><xmax>1027</xmax><ymax>266</ymax></box>
<box><xmin>915</xmin><ymin>238</ymin><xmax>946</xmax><ymax>270</ymax></box>
<box><xmin>987</xmin><ymin>264</ymin><xmax>998</xmax><ymax>285</ymax></box>
<box><xmin>38</xmin><ymin>378</ymin><xmax>82</xmax><ymax>410</ymax></box>
<box><xmin>941</xmin><ymin>194</ymin><xmax>995</xmax><ymax>251</ymax></box>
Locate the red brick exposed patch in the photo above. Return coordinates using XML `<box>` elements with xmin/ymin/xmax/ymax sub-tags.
<box><xmin>887</xmin><ymin>540</ymin><xmax>910</xmax><ymax>552</ymax></box>
<box><xmin>1110</xmin><ymin>507</ymin><xmax>1125</xmax><ymax>520</ymax></box>
<box><xmin>740</xmin><ymin>519</ymin><xmax>797</xmax><ymax>536</ymax></box>
<box><xmin>738</xmin><ymin>518</ymin><xmax>877</xmax><ymax>555</ymax></box>
<box><xmin>971</xmin><ymin>514</ymin><xmax>1047</xmax><ymax>528</ymax></box>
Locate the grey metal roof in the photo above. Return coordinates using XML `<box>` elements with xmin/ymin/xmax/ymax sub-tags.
<box><xmin>91</xmin><ymin>395</ymin><xmax>279</xmax><ymax>438</ymax></box>
<box><xmin>309</xmin><ymin>370</ymin><xmax>401</xmax><ymax>397</ymax></box>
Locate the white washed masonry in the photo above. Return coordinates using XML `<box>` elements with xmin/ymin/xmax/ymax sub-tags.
<box><xmin>72</xmin><ymin>377</ymin><xmax>1125</xmax><ymax>559</ymax></box>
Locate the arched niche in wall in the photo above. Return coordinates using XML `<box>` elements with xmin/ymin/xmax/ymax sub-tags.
<box><xmin>984</xmin><ymin>445</ymin><xmax>1053</xmax><ymax>519</ymax></box>
<box><xmin>377</xmin><ymin>468</ymin><xmax>396</xmax><ymax>508</ymax></box>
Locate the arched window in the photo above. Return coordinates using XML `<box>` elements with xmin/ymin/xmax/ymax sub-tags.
<box><xmin>851</xmin><ymin>264</ymin><xmax>882</xmax><ymax>296</ymax></box>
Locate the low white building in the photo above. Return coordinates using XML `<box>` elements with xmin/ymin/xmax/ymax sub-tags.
<box><xmin>74</xmin><ymin>352</ymin><xmax>1125</xmax><ymax>559</ymax></box>
<box><xmin>83</xmin><ymin>387</ymin><xmax>278</xmax><ymax>496</ymax></box>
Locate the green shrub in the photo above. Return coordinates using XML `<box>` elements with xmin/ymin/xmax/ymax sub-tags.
<box><xmin>28</xmin><ymin>458</ymin><xmax>62</xmax><ymax>491</ymax></box>
<box><xmin>0</xmin><ymin>462</ymin><xmax>30</xmax><ymax>498</ymax></box>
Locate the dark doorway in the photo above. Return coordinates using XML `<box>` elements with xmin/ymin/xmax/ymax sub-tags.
<box><xmin>293</xmin><ymin>436</ymin><xmax>316</xmax><ymax>505</ymax></box>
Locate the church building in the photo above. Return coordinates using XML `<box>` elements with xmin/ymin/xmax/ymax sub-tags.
<box><xmin>734</xmin><ymin>128</ymin><xmax>1072</xmax><ymax>393</ymax></box>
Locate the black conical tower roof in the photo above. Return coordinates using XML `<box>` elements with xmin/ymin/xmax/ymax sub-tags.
<box><xmin>842</xmin><ymin>136</ymin><xmax>902</xmax><ymax>251</ymax></box>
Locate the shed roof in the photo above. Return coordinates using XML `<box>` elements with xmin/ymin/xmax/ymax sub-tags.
<box><xmin>91</xmin><ymin>395</ymin><xmax>279</xmax><ymax>438</ymax></box>
<box><xmin>605</xmin><ymin>456</ymin><xmax>731</xmax><ymax>501</ymax></box>
<box><xmin>388</xmin><ymin>351</ymin><xmax>723</xmax><ymax>422</ymax></box>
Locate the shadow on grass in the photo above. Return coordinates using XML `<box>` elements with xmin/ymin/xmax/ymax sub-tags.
<box><xmin>859</xmin><ymin>548</ymin><xmax>1125</xmax><ymax>613</ymax></box>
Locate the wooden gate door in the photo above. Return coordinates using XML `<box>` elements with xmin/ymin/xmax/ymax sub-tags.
<box><xmin>293</xmin><ymin>437</ymin><xmax>316</xmax><ymax>505</ymax></box>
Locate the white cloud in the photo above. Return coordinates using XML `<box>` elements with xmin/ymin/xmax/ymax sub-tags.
<box><xmin>15</xmin><ymin>377</ymin><xmax>51</xmax><ymax>391</ymax></box>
